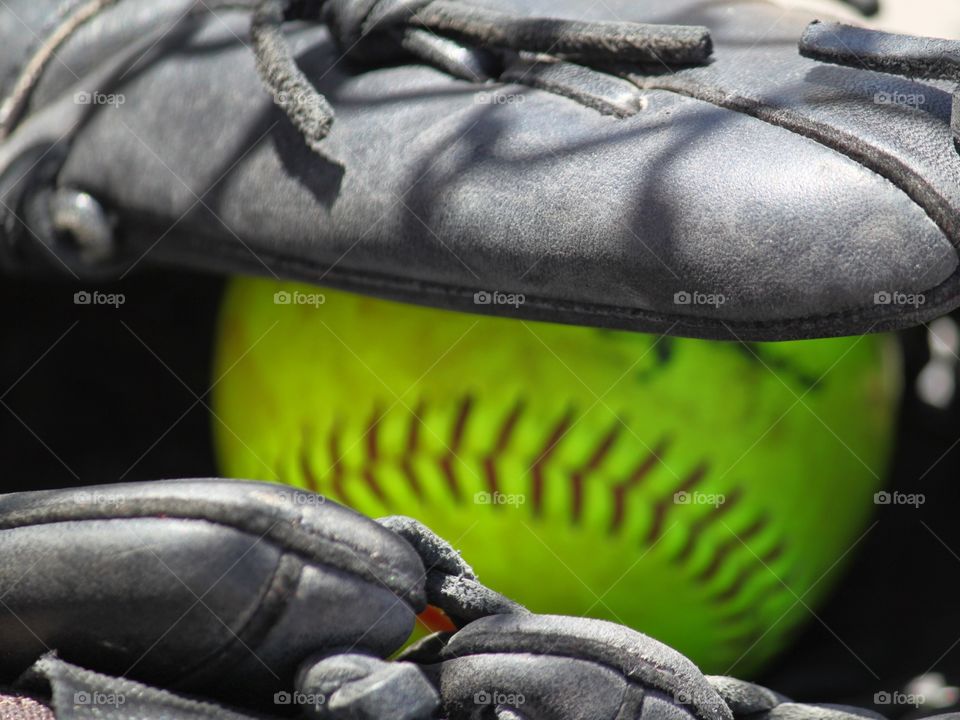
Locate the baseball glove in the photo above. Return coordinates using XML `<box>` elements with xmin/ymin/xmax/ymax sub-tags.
<box><xmin>1</xmin><ymin>0</ymin><xmax>959</xmax><ymax>339</ymax></box>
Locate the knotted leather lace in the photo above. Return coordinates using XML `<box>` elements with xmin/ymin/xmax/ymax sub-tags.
<box><xmin>250</xmin><ymin>0</ymin><xmax>713</xmax><ymax>152</ymax></box>
<box><xmin>0</xmin><ymin>0</ymin><xmax>880</xmax><ymax>148</ymax></box>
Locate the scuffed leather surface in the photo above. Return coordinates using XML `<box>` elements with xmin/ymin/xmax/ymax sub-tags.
<box><xmin>0</xmin><ymin>479</ymin><xmax>954</xmax><ymax>718</ymax></box>
<box><xmin>706</xmin><ymin>676</ymin><xmax>789</xmax><ymax>716</ymax></box>
<box><xmin>0</xmin><ymin>480</ymin><xmax>425</xmax><ymax>707</ymax></box>
<box><xmin>3</xmin><ymin>0</ymin><xmax>960</xmax><ymax>339</ymax></box>
<box><xmin>434</xmin><ymin>653</ymin><xmax>644</xmax><ymax>720</ymax></box>
<box><xmin>436</xmin><ymin>614</ymin><xmax>732</xmax><ymax>720</ymax></box>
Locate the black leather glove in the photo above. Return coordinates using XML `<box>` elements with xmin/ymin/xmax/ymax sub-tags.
<box><xmin>0</xmin><ymin>478</ymin><xmax>949</xmax><ymax>720</ymax></box>
<box><xmin>1</xmin><ymin>0</ymin><xmax>958</xmax><ymax>340</ymax></box>
<box><xmin>0</xmin><ymin>480</ymin><xmax>427</xmax><ymax>711</ymax></box>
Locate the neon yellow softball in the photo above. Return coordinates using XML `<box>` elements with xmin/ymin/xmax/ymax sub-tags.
<box><xmin>213</xmin><ymin>277</ymin><xmax>899</xmax><ymax>676</ymax></box>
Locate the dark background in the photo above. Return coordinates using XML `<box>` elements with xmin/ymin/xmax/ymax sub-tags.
<box><xmin>0</xmin><ymin>270</ymin><xmax>957</xmax><ymax>716</ymax></box>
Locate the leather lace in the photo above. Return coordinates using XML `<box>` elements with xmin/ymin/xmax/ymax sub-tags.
<box><xmin>0</xmin><ymin>0</ymin><xmax>882</xmax><ymax>148</ymax></box>
<box><xmin>251</xmin><ymin>0</ymin><xmax>713</xmax><ymax>152</ymax></box>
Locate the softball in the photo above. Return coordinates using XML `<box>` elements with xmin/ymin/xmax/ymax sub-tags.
<box><xmin>212</xmin><ymin>277</ymin><xmax>899</xmax><ymax>676</ymax></box>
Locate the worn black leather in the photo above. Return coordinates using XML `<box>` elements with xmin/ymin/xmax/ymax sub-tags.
<box><xmin>1</xmin><ymin>0</ymin><xmax>959</xmax><ymax>339</ymax></box>
<box><xmin>18</xmin><ymin>655</ymin><xmax>261</xmax><ymax>719</ymax></box>
<box><xmin>0</xmin><ymin>479</ymin><xmax>426</xmax><ymax>709</ymax></box>
<box><xmin>415</xmin><ymin>614</ymin><xmax>733</xmax><ymax>720</ymax></box>
<box><xmin>406</xmin><ymin>614</ymin><xmax>891</xmax><ymax>720</ymax></box>
<box><xmin>0</xmin><ymin>478</ymin><xmax>957</xmax><ymax>720</ymax></box>
<box><xmin>0</xmin><ymin>477</ymin><xmax>751</xmax><ymax>719</ymax></box>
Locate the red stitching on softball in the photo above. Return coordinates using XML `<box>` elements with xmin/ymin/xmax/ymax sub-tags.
<box><xmin>401</xmin><ymin>402</ymin><xmax>425</xmax><ymax>500</ymax></box>
<box><xmin>760</xmin><ymin>541</ymin><xmax>786</xmax><ymax>566</ymax></box>
<box><xmin>712</xmin><ymin>564</ymin><xmax>755</xmax><ymax>604</ymax></box>
<box><xmin>366</xmin><ymin>405</ymin><xmax>380</xmax><ymax>462</ymax></box>
<box><xmin>570</xmin><ymin>423</ymin><xmax>621</xmax><ymax>524</ymax></box>
<box><xmin>358</xmin><ymin>407</ymin><xmax>391</xmax><ymax>506</ymax></box>
<box><xmin>719</xmin><ymin>570</ymin><xmax>795</xmax><ymax>626</ymax></box>
<box><xmin>327</xmin><ymin>422</ymin><xmax>350</xmax><ymax>505</ymax></box>
<box><xmin>672</xmin><ymin>487</ymin><xmax>743</xmax><ymax>563</ymax></box>
<box><xmin>696</xmin><ymin>515</ymin><xmax>769</xmax><ymax>583</ymax></box>
<box><xmin>483</xmin><ymin>400</ymin><xmax>525</xmax><ymax>503</ymax></box>
<box><xmin>298</xmin><ymin>426</ymin><xmax>321</xmax><ymax>494</ymax></box>
<box><xmin>609</xmin><ymin>439</ymin><xmax>669</xmax><ymax>534</ymax></box>
<box><xmin>530</xmin><ymin>410</ymin><xmax>575</xmax><ymax>516</ymax></box>
<box><xmin>645</xmin><ymin>463</ymin><xmax>708</xmax><ymax>546</ymax></box>
<box><xmin>438</xmin><ymin>396</ymin><xmax>473</xmax><ymax>503</ymax></box>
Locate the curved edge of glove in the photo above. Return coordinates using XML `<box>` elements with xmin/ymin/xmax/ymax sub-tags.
<box><xmin>436</xmin><ymin>613</ymin><xmax>733</xmax><ymax>720</ymax></box>
<box><xmin>0</xmin><ymin>479</ymin><xmax>427</xmax><ymax>707</ymax></box>
<box><xmin>0</xmin><ymin>478</ymin><xmax>425</xmax><ymax>607</ymax></box>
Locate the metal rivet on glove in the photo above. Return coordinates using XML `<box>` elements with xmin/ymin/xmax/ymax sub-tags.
<box><xmin>50</xmin><ymin>188</ymin><xmax>115</xmax><ymax>265</ymax></box>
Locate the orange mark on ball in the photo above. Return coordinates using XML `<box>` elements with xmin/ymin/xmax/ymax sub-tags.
<box><xmin>416</xmin><ymin>605</ymin><xmax>456</xmax><ymax>633</ymax></box>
